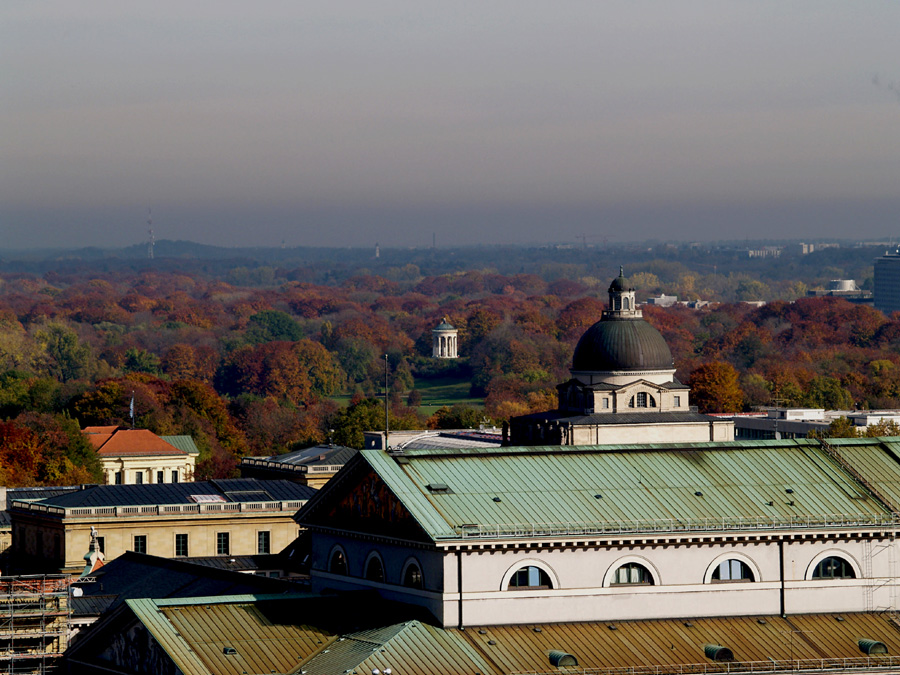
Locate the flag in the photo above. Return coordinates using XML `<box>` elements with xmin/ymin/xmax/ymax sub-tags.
<box><xmin>130</xmin><ymin>393</ymin><xmax>135</xmax><ymax>426</ymax></box>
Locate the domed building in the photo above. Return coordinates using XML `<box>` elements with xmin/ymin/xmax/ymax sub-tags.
<box><xmin>510</xmin><ymin>268</ymin><xmax>734</xmax><ymax>445</ymax></box>
<box><xmin>432</xmin><ymin>318</ymin><xmax>459</xmax><ymax>359</ymax></box>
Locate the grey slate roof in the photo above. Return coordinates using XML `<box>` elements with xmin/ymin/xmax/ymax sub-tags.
<box><xmin>265</xmin><ymin>443</ymin><xmax>357</xmax><ymax>467</ymax></box>
<box><xmin>180</xmin><ymin>554</ymin><xmax>283</xmax><ymax>572</ymax></box>
<box><xmin>573</xmin><ymin>316</ymin><xmax>674</xmax><ymax>372</ymax></box>
<box><xmin>25</xmin><ymin>478</ymin><xmax>314</xmax><ymax>509</ymax></box>
<box><xmin>6</xmin><ymin>486</ymin><xmax>81</xmax><ymax>501</ymax></box>
<box><xmin>71</xmin><ymin>551</ymin><xmax>296</xmax><ymax>614</ymax></box>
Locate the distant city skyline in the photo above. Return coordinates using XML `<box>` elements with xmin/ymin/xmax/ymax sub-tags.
<box><xmin>2</xmin><ymin>2</ymin><xmax>899</xmax><ymax>250</ymax></box>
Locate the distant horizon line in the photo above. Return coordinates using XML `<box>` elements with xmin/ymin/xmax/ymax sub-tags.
<box><xmin>1</xmin><ymin>236</ymin><xmax>898</xmax><ymax>256</ymax></box>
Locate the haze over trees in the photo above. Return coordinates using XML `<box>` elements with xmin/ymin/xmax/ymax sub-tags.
<box><xmin>0</xmin><ymin>244</ymin><xmax>893</xmax><ymax>485</ymax></box>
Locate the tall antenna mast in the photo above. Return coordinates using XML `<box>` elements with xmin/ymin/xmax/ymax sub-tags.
<box><xmin>384</xmin><ymin>354</ymin><xmax>390</xmax><ymax>450</ymax></box>
<box><xmin>147</xmin><ymin>207</ymin><xmax>155</xmax><ymax>260</ymax></box>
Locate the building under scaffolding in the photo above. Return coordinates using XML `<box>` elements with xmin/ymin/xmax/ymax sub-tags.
<box><xmin>0</xmin><ymin>576</ymin><xmax>69</xmax><ymax>675</ymax></box>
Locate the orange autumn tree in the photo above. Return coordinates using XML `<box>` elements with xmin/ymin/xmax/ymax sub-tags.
<box><xmin>688</xmin><ymin>361</ymin><xmax>744</xmax><ymax>413</ymax></box>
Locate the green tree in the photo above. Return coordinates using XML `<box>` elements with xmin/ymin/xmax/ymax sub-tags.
<box><xmin>428</xmin><ymin>404</ymin><xmax>484</xmax><ymax>430</ymax></box>
<box><xmin>803</xmin><ymin>376</ymin><xmax>853</xmax><ymax>410</ymax></box>
<box><xmin>34</xmin><ymin>323</ymin><xmax>94</xmax><ymax>382</ymax></box>
<box><xmin>246</xmin><ymin>310</ymin><xmax>303</xmax><ymax>344</ymax></box>
<box><xmin>330</xmin><ymin>397</ymin><xmax>418</xmax><ymax>449</ymax></box>
<box><xmin>811</xmin><ymin>416</ymin><xmax>859</xmax><ymax>439</ymax></box>
<box><xmin>123</xmin><ymin>347</ymin><xmax>161</xmax><ymax>375</ymax></box>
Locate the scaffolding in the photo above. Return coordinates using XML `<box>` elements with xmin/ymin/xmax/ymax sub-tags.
<box><xmin>0</xmin><ymin>576</ymin><xmax>69</xmax><ymax>675</ymax></box>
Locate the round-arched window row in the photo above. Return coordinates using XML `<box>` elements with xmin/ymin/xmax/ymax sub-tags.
<box><xmin>503</xmin><ymin>554</ymin><xmax>858</xmax><ymax>590</ymax></box>
<box><xmin>328</xmin><ymin>547</ymin><xmax>426</xmax><ymax>589</ymax></box>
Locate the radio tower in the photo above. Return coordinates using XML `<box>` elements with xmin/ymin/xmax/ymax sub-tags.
<box><xmin>147</xmin><ymin>207</ymin><xmax>155</xmax><ymax>260</ymax></box>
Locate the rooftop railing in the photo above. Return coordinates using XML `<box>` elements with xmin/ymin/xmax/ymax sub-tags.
<box><xmin>512</xmin><ymin>655</ymin><xmax>900</xmax><ymax>675</ymax></box>
<box><xmin>10</xmin><ymin>499</ymin><xmax>306</xmax><ymax>519</ymax></box>
<box><xmin>452</xmin><ymin>513</ymin><xmax>899</xmax><ymax>539</ymax></box>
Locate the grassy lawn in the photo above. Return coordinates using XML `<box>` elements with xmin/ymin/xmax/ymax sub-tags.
<box><xmin>332</xmin><ymin>375</ymin><xmax>484</xmax><ymax>417</ymax></box>
<box><xmin>414</xmin><ymin>376</ymin><xmax>483</xmax><ymax>416</ymax></box>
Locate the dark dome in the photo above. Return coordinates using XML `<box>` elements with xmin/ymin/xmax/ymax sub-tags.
<box><xmin>609</xmin><ymin>274</ymin><xmax>628</xmax><ymax>293</ymax></box>
<box><xmin>573</xmin><ymin>317</ymin><xmax>674</xmax><ymax>372</ymax></box>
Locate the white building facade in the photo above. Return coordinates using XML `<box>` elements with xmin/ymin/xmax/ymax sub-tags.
<box><xmin>297</xmin><ymin>438</ymin><xmax>900</xmax><ymax>628</ymax></box>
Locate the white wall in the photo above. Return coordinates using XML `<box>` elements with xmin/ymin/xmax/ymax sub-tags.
<box><xmin>312</xmin><ymin>534</ymin><xmax>899</xmax><ymax>628</ymax></box>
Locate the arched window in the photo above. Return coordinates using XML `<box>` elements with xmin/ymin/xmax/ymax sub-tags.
<box><xmin>612</xmin><ymin>562</ymin><xmax>654</xmax><ymax>585</ymax></box>
<box><xmin>813</xmin><ymin>556</ymin><xmax>856</xmax><ymax>579</ymax></box>
<box><xmin>623</xmin><ymin>298</ymin><xmax>630</xmax><ymax>310</ymax></box>
<box><xmin>329</xmin><ymin>548</ymin><xmax>348</xmax><ymax>575</ymax></box>
<box><xmin>365</xmin><ymin>555</ymin><xmax>384</xmax><ymax>583</ymax></box>
<box><xmin>403</xmin><ymin>561</ymin><xmax>424</xmax><ymax>589</ymax></box>
<box><xmin>508</xmin><ymin>565</ymin><xmax>553</xmax><ymax>590</ymax></box>
<box><xmin>629</xmin><ymin>392</ymin><xmax>658</xmax><ymax>408</ymax></box>
<box><xmin>711</xmin><ymin>559</ymin><xmax>755</xmax><ymax>582</ymax></box>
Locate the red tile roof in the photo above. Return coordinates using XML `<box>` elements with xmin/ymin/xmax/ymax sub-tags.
<box><xmin>82</xmin><ymin>428</ymin><xmax>187</xmax><ymax>457</ymax></box>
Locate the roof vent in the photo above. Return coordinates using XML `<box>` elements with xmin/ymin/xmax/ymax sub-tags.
<box><xmin>426</xmin><ymin>483</ymin><xmax>451</xmax><ymax>493</ymax></box>
<box><xmin>493</xmin><ymin>497</ymin><xmax>502</xmax><ymax>502</ymax></box>
<box><xmin>548</xmin><ymin>651</ymin><xmax>578</xmax><ymax>667</ymax></box>
<box><xmin>704</xmin><ymin>644</ymin><xmax>735</xmax><ymax>662</ymax></box>
<box><xmin>223</xmin><ymin>647</ymin><xmax>237</xmax><ymax>655</ymax></box>
<box><xmin>859</xmin><ymin>639</ymin><xmax>888</xmax><ymax>655</ymax></box>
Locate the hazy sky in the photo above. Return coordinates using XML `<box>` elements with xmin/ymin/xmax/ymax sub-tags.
<box><xmin>2</xmin><ymin>2</ymin><xmax>899</xmax><ymax>249</ymax></box>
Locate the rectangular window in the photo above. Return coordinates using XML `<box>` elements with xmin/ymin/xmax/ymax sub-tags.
<box><xmin>157</xmin><ymin>471</ymin><xmax>164</xmax><ymax>484</ymax></box>
<box><xmin>135</xmin><ymin>471</ymin><xmax>143</xmax><ymax>485</ymax></box>
<box><xmin>133</xmin><ymin>535</ymin><xmax>147</xmax><ymax>554</ymax></box>
<box><xmin>602</xmin><ymin>398</ymin><xmax>610</xmax><ymax>409</ymax></box>
<box><xmin>674</xmin><ymin>395</ymin><xmax>681</xmax><ymax>407</ymax></box>
<box><xmin>96</xmin><ymin>537</ymin><xmax>105</xmax><ymax>554</ymax></box>
<box><xmin>172</xmin><ymin>470</ymin><xmax>179</xmax><ymax>483</ymax></box>
<box><xmin>217</xmin><ymin>532</ymin><xmax>230</xmax><ymax>556</ymax></box>
<box><xmin>175</xmin><ymin>533</ymin><xmax>188</xmax><ymax>557</ymax></box>
<box><xmin>114</xmin><ymin>471</ymin><xmax>123</xmax><ymax>485</ymax></box>
<box><xmin>257</xmin><ymin>531</ymin><xmax>271</xmax><ymax>555</ymax></box>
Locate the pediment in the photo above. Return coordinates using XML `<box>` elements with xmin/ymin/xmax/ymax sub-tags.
<box><xmin>299</xmin><ymin>460</ymin><xmax>428</xmax><ymax>542</ymax></box>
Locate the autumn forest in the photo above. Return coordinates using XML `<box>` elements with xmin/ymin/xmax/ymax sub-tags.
<box><xmin>0</xmin><ymin>244</ymin><xmax>897</xmax><ymax>487</ymax></box>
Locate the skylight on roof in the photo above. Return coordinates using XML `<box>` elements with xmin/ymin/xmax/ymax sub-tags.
<box><xmin>190</xmin><ymin>494</ymin><xmax>227</xmax><ymax>503</ymax></box>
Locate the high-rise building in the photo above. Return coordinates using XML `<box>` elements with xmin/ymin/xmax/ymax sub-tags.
<box><xmin>874</xmin><ymin>249</ymin><xmax>900</xmax><ymax>314</ymax></box>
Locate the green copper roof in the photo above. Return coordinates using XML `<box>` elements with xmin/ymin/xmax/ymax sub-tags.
<box><xmin>160</xmin><ymin>435</ymin><xmax>200</xmax><ymax>455</ymax></box>
<box><xmin>331</xmin><ymin>440</ymin><xmax>899</xmax><ymax>542</ymax></box>
<box><xmin>434</xmin><ymin>317</ymin><xmax>455</xmax><ymax>331</ymax></box>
